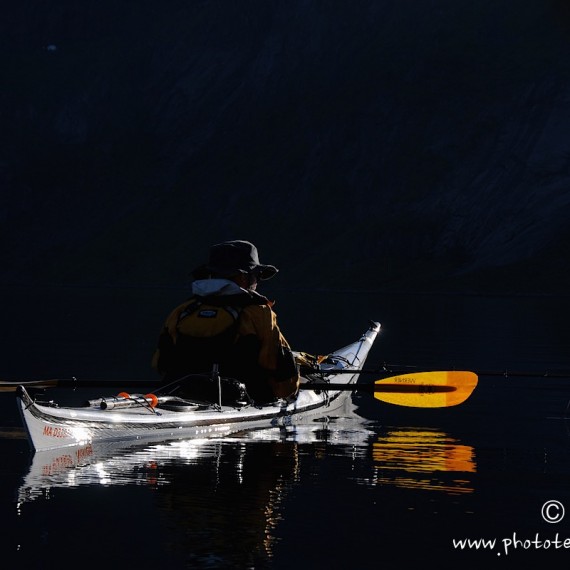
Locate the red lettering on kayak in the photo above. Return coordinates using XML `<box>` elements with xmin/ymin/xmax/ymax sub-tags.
<box><xmin>42</xmin><ymin>425</ymin><xmax>72</xmax><ymax>438</ymax></box>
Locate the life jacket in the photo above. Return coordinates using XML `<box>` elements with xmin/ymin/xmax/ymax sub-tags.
<box><xmin>176</xmin><ymin>298</ymin><xmax>243</xmax><ymax>347</ymax></box>
<box><xmin>156</xmin><ymin>292</ymin><xmax>269</xmax><ymax>384</ymax></box>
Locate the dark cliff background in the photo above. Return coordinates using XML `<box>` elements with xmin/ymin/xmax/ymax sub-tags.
<box><xmin>2</xmin><ymin>0</ymin><xmax>570</xmax><ymax>295</ymax></box>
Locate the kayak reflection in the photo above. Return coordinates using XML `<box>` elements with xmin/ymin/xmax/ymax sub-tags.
<box><xmin>16</xmin><ymin>400</ymin><xmax>376</xmax><ymax>566</ymax></box>
<box><xmin>368</xmin><ymin>427</ymin><xmax>476</xmax><ymax>495</ymax></box>
<box><xmin>15</xmin><ymin>409</ymin><xmax>477</xmax><ymax>565</ymax></box>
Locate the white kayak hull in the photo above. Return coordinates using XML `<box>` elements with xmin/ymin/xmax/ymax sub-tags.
<box><xmin>17</xmin><ymin>322</ymin><xmax>380</xmax><ymax>452</ymax></box>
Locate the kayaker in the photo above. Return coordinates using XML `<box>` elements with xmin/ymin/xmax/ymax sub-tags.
<box><xmin>152</xmin><ymin>240</ymin><xmax>300</xmax><ymax>404</ymax></box>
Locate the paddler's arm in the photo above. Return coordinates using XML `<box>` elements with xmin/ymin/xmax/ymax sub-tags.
<box><xmin>240</xmin><ymin>305</ymin><xmax>300</xmax><ymax>399</ymax></box>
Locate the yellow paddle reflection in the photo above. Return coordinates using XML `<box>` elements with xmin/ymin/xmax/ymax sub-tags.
<box><xmin>370</xmin><ymin>428</ymin><xmax>476</xmax><ymax>495</ymax></box>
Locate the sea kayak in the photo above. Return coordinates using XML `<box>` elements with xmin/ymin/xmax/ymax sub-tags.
<box><xmin>17</xmin><ymin>321</ymin><xmax>381</xmax><ymax>452</ymax></box>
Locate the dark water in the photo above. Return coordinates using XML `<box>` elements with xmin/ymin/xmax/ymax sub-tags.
<box><xmin>2</xmin><ymin>286</ymin><xmax>570</xmax><ymax>567</ymax></box>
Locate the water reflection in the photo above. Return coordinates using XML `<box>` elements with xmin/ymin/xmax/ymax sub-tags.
<box><xmin>15</xmin><ymin>408</ymin><xmax>377</xmax><ymax>567</ymax></box>
<box><xmin>12</xmin><ymin>395</ymin><xmax>478</xmax><ymax>566</ymax></box>
<box><xmin>368</xmin><ymin>427</ymin><xmax>476</xmax><ymax>494</ymax></box>
<box><xmin>149</xmin><ymin>439</ymin><xmax>299</xmax><ymax>565</ymax></box>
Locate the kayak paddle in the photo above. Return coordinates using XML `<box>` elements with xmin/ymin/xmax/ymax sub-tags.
<box><xmin>0</xmin><ymin>371</ymin><xmax>477</xmax><ymax>408</ymax></box>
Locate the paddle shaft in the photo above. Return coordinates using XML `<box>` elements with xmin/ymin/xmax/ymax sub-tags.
<box><xmin>299</xmin><ymin>383</ymin><xmax>455</xmax><ymax>394</ymax></box>
<box><xmin>1</xmin><ymin>378</ymin><xmax>453</xmax><ymax>394</ymax></box>
<box><xmin>2</xmin><ymin>373</ymin><xmax>460</xmax><ymax>393</ymax></box>
<box><xmin>0</xmin><ymin>378</ymin><xmax>158</xmax><ymax>392</ymax></box>
<box><xmin>307</xmin><ymin>367</ymin><xmax>570</xmax><ymax>379</ymax></box>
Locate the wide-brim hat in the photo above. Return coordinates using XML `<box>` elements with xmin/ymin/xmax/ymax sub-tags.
<box><xmin>191</xmin><ymin>240</ymin><xmax>278</xmax><ymax>281</ymax></box>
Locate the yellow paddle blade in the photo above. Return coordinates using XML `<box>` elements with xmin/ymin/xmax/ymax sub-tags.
<box><xmin>374</xmin><ymin>371</ymin><xmax>478</xmax><ymax>408</ymax></box>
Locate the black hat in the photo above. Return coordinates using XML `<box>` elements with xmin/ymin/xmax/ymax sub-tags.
<box><xmin>192</xmin><ymin>240</ymin><xmax>278</xmax><ymax>280</ymax></box>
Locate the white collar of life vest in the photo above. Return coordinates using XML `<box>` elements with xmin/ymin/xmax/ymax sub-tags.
<box><xmin>191</xmin><ymin>278</ymin><xmax>248</xmax><ymax>297</ymax></box>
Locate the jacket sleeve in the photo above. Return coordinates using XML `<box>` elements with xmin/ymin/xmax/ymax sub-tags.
<box><xmin>239</xmin><ymin>305</ymin><xmax>300</xmax><ymax>399</ymax></box>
